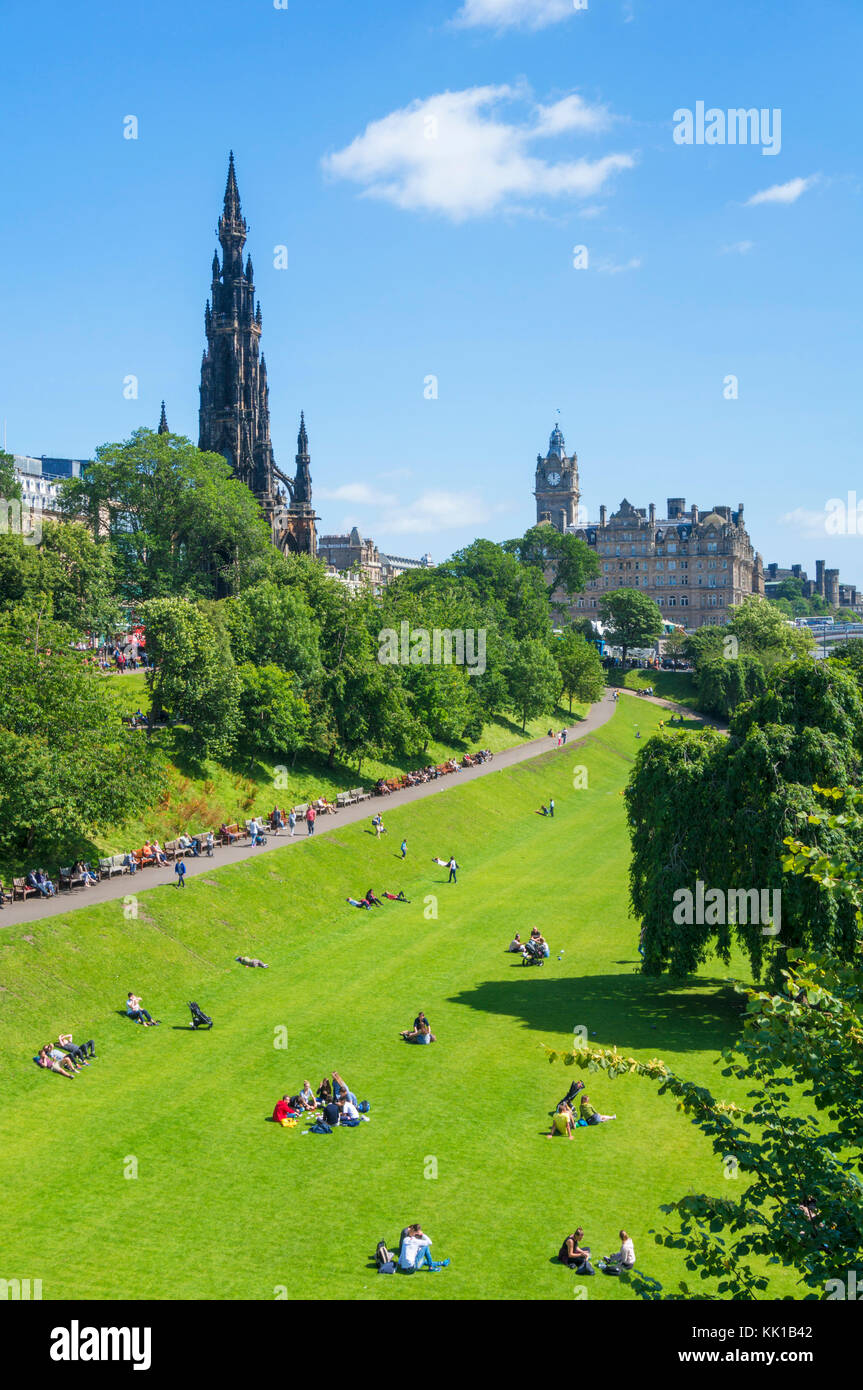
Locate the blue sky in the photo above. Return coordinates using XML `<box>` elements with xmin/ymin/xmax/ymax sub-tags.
<box><xmin>1</xmin><ymin>0</ymin><xmax>861</xmax><ymax>579</ymax></box>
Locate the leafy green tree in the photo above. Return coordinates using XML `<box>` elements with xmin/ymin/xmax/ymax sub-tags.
<box><xmin>59</xmin><ymin>428</ymin><xmax>271</xmax><ymax>600</ymax></box>
<box><xmin>544</xmin><ymin>947</ymin><xmax>863</xmax><ymax>1299</ymax></box>
<box><xmin>0</xmin><ymin>450</ymin><xmax>21</xmax><ymax>502</ymax></box>
<box><xmin>141</xmin><ymin>596</ymin><xmax>240</xmax><ymax>759</ymax></box>
<box><xmin>0</xmin><ymin>521</ymin><xmax>122</xmax><ymax>637</ymax></box>
<box><xmin>727</xmin><ymin>595</ymin><xmax>814</xmax><ymax>664</ymax></box>
<box><xmin>599</xmin><ymin>589</ymin><xmax>663</xmax><ymax>666</ymax></box>
<box><xmin>627</xmin><ymin>661</ymin><xmax>863</xmax><ymax>980</ymax></box>
<box><xmin>224</xmin><ymin>581</ymin><xmax>322</xmax><ymax>686</ymax></box>
<box><xmin>0</xmin><ymin>615</ymin><xmax>161</xmax><ymax>854</ymax></box>
<box><xmin>502</xmin><ymin>524</ymin><xmax>600</xmax><ymax>605</ymax></box>
<box><xmin>236</xmin><ymin>663</ymin><xmax>309</xmax><ymax>759</ymax></box>
<box><xmin>506</xmin><ymin>638</ymin><xmax>562</xmax><ymax>732</ymax></box>
<box><xmin>695</xmin><ymin>652</ymin><xmax>766</xmax><ymax>719</ymax></box>
<box><xmin>554</xmin><ymin>629</ymin><xmax>605</xmax><ymax>712</ymax></box>
<box><xmin>681</xmin><ymin>625</ymin><xmax>728</xmax><ymax>668</ymax></box>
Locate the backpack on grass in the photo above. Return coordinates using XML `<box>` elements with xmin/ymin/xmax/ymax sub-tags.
<box><xmin>375</xmin><ymin>1240</ymin><xmax>396</xmax><ymax>1273</ymax></box>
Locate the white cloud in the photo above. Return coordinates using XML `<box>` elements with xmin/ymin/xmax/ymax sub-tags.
<box><xmin>596</xmin><ymin>256</ymin><xmax>642</xmax><ymax>274</ymax></box>
<box><xmin>720</xmin><ymin>240</ymin><xmax>754</xmax><ymax>255</ymax></box>
<box><xmin>453</xmin><ymin>0</ymin><xmax>580</xmax><ymax>30</ymax></box>
<box><xmin>380</xmin><ymin>490</ymin><xmax>498</xmax><ymax>536</ymax></box>
<box><xmin>532</xmin><ymin>94</ymin><xmax>613</xmax><ymax>137</ymax></box>
<box><xmin>778</xmin><ymin>506</ymin><xmax>829</xmax><ymax>540</ymax></box>
<box><xmin>322</xmin><ymin>86</ymin><xmax>635</xmax><ymax>221</ymax></box>
<box><xmin>745</xmin><ymin>176</ymin><xmax>818</xmax><ymax>207</ymax></box>
<box><xmin>318</xmin><ymin>482</ymin><xmax>398</xmax><ymax>506</ymax></box>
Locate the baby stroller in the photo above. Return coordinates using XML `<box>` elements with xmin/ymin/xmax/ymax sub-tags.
<box><xmin>188</xmin><ymin>1001</ymin><xmax>213</xmax><ymax>1030</ymax></box>
<box><xmin>521</xmin><ymin>939</ymin><xmax>545</xmax><ymax>967</ymax></box>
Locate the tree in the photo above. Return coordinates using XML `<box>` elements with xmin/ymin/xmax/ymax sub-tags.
<box><xmin>544</xmin><ymin>946</ymin><xmax>863</xmax><ymax>1299</ymax></box>
<box><xmin>141</xmin><ymin>597</ymin><xmax>240</xmax><ymax>759</ymax></box>
<box><xmin>627</xmin><ymin>661</ymin><xmax>863</xmax><ymax>981</ymax></box>
<box><xmin>0</xmin><ymin>450</ymin><xmax>21</xmax><ymax>502</ymax></box>
<box><xmin>695</xmin><ymin>652</ymin><xmax>767</xmax><ymax>719</ymax></box>
<box><xmin>224</xmin><ymin>581</ymin><xmax>322</xmax><ymax>686</ymax></box>
<box><xmin>554</xmin><ymin>629</ymin><xmax>605</xmax><ymax>713</ymax></box>
<box><xmin>236</xmin><ymin>663</ymin><xmax>309</xmax><ymax>759</ymax></box>
<box><xmin>727</xmin><ymin>595</ymin><xmax>814</xmax><ymax>664</ymax></box>
<box><xmin>0</xmin><ymin>614</ymin><xmax>161</xmax><ymax>854</ymax></box>
<box><xmin>502</xmin><ymin>524</ymin><xmax>600</xmax><ymax>606</ymax></box>
<box><xmin>59</xmin><ymin>428</ymin><xmax>271</xmax><ymax>600</ymax></box>
<box><xmin>506</xmin><ymin>638</ymin><xmax>562</xmax><ymax>732</ymax></box>
<box><xmin>599</xmin><ymin>589</ymin><xmax>663</xmax><ymax>666</ymax></box>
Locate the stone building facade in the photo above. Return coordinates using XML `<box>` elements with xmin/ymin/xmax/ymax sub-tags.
<box><xmin>568</xmin><ymin>497</ymin><xmax>764</xmax><ymax>628</ymax></box>
<box><xmin>764</xmin><ymin>559</ymin><xmax>841</xmax><ymax>607</ymax></box>
<box><xmin>534</xmin><ymin>424</ymin><xmax>581</xmax><ymax>531</ymax></box>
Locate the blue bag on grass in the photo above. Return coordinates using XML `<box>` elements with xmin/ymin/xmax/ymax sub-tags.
<box><xmin>359</xmin><ymin>1100</ymin><xmax>370</xmax><ymax>1113</ymax></box>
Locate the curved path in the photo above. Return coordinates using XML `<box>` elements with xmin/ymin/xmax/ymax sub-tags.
<box><xmin>2</xmin><ymin>694</ymin><xmax>633</xmax><ymax>929</ymax></box>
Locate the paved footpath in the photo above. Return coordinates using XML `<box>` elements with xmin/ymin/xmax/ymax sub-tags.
<box><xmin>3</xmin><ymin>694</ymin><xmax>639</xmax><ymax>929</ymax></box>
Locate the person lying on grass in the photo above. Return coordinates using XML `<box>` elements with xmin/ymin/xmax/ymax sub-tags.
<box><xmin>536</xmin><ymin>805</ymin><xmax>550</xmax><ymax>816</ymax></box>
<box><xmin>558</xmin><ymin>1227</ymin><xmax>594</xmax><ymax>1274</ymax></box>
<box><xmin>401</xmin><ymin>1021</ymin><xmax>435</xmax><ymax>1044</ymax></box>
<box><xmin>57</xmin><ymin>1033</ymin><xmax>95</xmax><ymax>1066</ymax></box>
<box><xmin>346</xmin><ymin>897</ymin><xmax>372</xmax><ymax>909</ymax></box>
<box><xmin>37</xmin><ymin>1044</ymin><xmax>79</xmax><ymax>1077</ymax></box>
<box><xmin>580</xmin><ymin>1094</ymin><xmax>616</xmax><ymax>1125</ymax></box>
<box><xmin>598</xmin><ymin>1230</ymin><xmax>635</xmax><ymax>1276</ymax></box>
<box><xmin>382</xmin><ymin>890</ymin><xmax>410</xmax><ymax>902</ymax></box>
<box><xmin>547</xmin><ymin>1101</ymin><xmax>575</xmax><ymax>1139</ymax></box>
<box><xmin>236</xmin><ymin>956</ymin><xmax>269</xmax><ymax>968</ymax></box>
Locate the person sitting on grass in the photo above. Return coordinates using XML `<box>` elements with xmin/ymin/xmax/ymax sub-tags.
<box><xmin>536</xmin><ymin>935</ymin><xmax>551</xmax><ymax>959</ymax></box>
<box><xmin>322</xmin><ymin>1095</ymin><xmax>341</xmax><ymax>1128</ymax></box>
<box><xmin>535</xmin><ymin>804</ymin><xmax>550</xmax><ymax>817</ymax></box>
<box><xmin>317</xmin><ymin>1077</ymin><xmax>333</xmax><ymax>1107</ymax></box>
<box><xmin>508</xmin><ymin>933</ymin><xmax>524</xmax><ymax>953</ymax></box>
<box><xmin>339</xmin><ymin>1095</ymin><xmax>368</xmax><ymax>1124</ymax></box>
<box><xmin>547</xmin><ymin>1101</ymin><xmax>575</xmax><ymax>1139</ymax></box>
<box><xmin>37</xmin><ymin>1044</ymin><xmax>78</xmax><ymax>1077</ymax></box>
<box><xmin>558</xmin><ymin>1227</ymin><xmax>595</xmax><ymax>1274</ymax></box>
<box><xmin>57</xmin><ymin>1032</ymin><xmax>95</xmax><ymax>1066</ymax></box>
<box><xmin>580</xmin><ymin>1094</ymin><xmax>616</xmax><ymax>1125</ymax></box>
<box><xmin>401</xmin><ymin>1021</ymin><xmax>435</xmax><ymax>1044</ymax></box>
<box><xmin>126</xmin><ymin>992</ymin><xmax>157</xmax><ymax>1026</ymax></box>
<box><xmin>296</xmin><ymin>1080</ymin><xmax>318</xmax><ymax>1111</ymax></box>
<box><xmin>599</xmin><ymin>1230</ymin><xmax>636</xmax><ymax>1276</ymax></box>
<box><xmin>273</xmin><ymin>1095</ymin><xmax>295</xmax><ymax>1126</ymax></box>
<box><xmin>398</xmin><ymin>1224</ymin><xmax>450</xmax><ymax>1272</ymax></box>
<box><xmin>365</xmin><ymin>889</ymin><xmax>382</xmax><ymax>907</ymax></box>
<box><xmin>332</xmin><ymin>1072</ymin><xmax>358</xmax><ymax>1105</ymax></box>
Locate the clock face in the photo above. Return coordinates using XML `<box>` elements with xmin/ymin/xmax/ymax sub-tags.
<box><xmin>546</xmin><ymin>471</ymin><xmax>561</xmax><ymax>487</ymax></box>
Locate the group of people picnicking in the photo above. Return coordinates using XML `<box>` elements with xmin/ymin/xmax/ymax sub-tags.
<box><xmin>508</xmin><ymin>929</ymin><xmax>551</xmax><ymax>964</ymax></box>
<box><xmin>558</xmin><ymin>1227</ymin><xmax>635</xmax><ymax>1277</ymax></box>
<box><xmin>272</xmin><ymin>1073</ymin><xmax>370</xmax><ymax>1130</ymax></box>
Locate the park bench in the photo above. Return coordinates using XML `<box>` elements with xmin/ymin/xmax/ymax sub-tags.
<box><xmin>13</xmin><ymin>877</ymin><xmax>37</xmax><ymax>901</ymax></box>
<box><xmin>350</xmin><ymin>787</ymin><xmax>370</xmax><ymax>802</ymax></box>
<box><xmin>219</xmin><ymin>823</ymin><xmax>248</xmax><ymax>846</ymax></box>
<box><xmin>336</xmin><ymin>792</ymin><xmax>351</xmax><ymax>808</ymax></box>
<box><xmin>292</xmin><ymin>803</ymin><xmax>308</xmax><ymax>819</ymax></box>
<box><xmin>58</xmin><ymin>866</ymin><xmax>86</xmax><ymax>892</ymax></box>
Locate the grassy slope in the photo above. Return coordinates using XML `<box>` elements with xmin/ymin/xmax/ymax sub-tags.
<box><xmin>6</xmin><ymin>670</ymin><xmax>584</xmax><ymax>877</ymax></box>
<box><xmin>0</xmin><ymin>701</ymin><xmax>799</xmax><ymax>1301</ymax></box>
<box><xmin>608</xmin><ymin>667</ymin><xmax>700</xmax><ymax>709</ymax></box>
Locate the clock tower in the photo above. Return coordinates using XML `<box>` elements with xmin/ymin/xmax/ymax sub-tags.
<box><xmin>534</xmin><ymin>423</ymin><xmax>580</xmax><ymax>531</ymax></box>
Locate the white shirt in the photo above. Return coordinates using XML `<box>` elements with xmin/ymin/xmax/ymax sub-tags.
<box><xmin>342</xmin><ymin>1100</ymin><xmax>359</xmax><ymax>1120</ymax></box>
<box><xmin>620</xmin><ymin>1237</ymin><xmax>635</xmax><ymax>1266</ymax></box>
<box><xmin>399</xmin><ymin>1235</ymin><xmax>430</xmax><ymax>1270</ymax></box>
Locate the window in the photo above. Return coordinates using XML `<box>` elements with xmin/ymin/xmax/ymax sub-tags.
<box><xmin>655</xmin><ymin>561</ymin><xmax>664</xmax><ymax>571</ymax></box>
<box><xmin>668</xmin><ymin>597</ymin><xmax>676</xmax><ymax>606</ymax></box>
<box><xmin>680</xmin><ymin>597</ymin><xmax>689</xmax><ymax>607</ymax></box>
<box><xmin>667</xmin><ymin>543</ymin><xmax>677</xmax><ymax>555</ymax></box>
<box><xmin>668</xmin><ymin>561</ymin><xmax>676</xmax><ymax>570</ymax></box>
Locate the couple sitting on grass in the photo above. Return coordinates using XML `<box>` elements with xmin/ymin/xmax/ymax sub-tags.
<box><xmin>547</xmin><ymin>1079</ymin><xmax>615</xmax><ymax>1137</ymax></box>
<box><xmin>126</xmin><ymin>992</ymin><xmax>159</xmax><ymax>1026</ymax></box>
<box><xmin>376</xmin><ymin>1224</ymin><xmax>450</xmax><ymax>1273</ymax></box>
<box><xmin>401</xmin><ymin>1010</ymin><xmax>435</xmax><ymax>1044</ymax></box>
<box><xmin>559</xmin><ymin>1227</ymin><xmax>635</xmax><ymax>1277</ymax></box>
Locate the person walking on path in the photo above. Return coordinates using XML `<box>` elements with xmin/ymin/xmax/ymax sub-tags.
<box><xmin>306</xmin><ymin>805</ymin><xmax>316</xmax><ymax>836</ymax></box>
<box><xmin>289</xmin><ymin>809</ymin><xmax>296</xmax><ymax>837</ymax></box>
<box><xmin>174</xmin><ymin>859</ymin><xmax>187</xmax><ymax>889</ymax></box>
<box><xmin>400</xmin><ymin>838</ymin><xmax>407</xmax><ymax>859</ymax></box>
<box><xmin>562</xmin><ymin>729</ymin><xmax>567</xmax><ymax>745</ymax></box>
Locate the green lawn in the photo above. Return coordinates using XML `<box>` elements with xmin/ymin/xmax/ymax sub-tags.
<box><xmin>0</xmin><ymin>701</ymin><xmax>800</xmax><ymax>1300</ymax></box>
<box><xmin>608</xmin><ymin>666</ymin><xmax>700</xmax><ymax>709</ymax></box>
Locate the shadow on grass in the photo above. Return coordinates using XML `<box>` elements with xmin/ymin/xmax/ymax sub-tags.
<box><xmin>447</xmin><ymin>972</ymin><xmax>743</xmax><ymax>1053</ymax></box>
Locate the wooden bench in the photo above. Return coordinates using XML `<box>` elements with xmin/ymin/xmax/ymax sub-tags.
<box><xmin>58</xmin><ymin>866</ymin><xmax>86</xmax><ymax>892</ymax></box>
<box><xmin>336</xmin><ymin>792</ymin><xmax>351</xmax><ymax>808</ymax></box>
<box><xmin>350</xmin><ymin>787</ymin><xmax>370</xmax><ymax>802</ymax></box>
<box><xmin>13</xmin><ymin>877</ymin><xmax>37</xmax><ymax>902</ymax></box>
<box><xmin>219</xmin><ymin>823</ymin><xmax>248</xmax><ymax>846</ymax></box>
